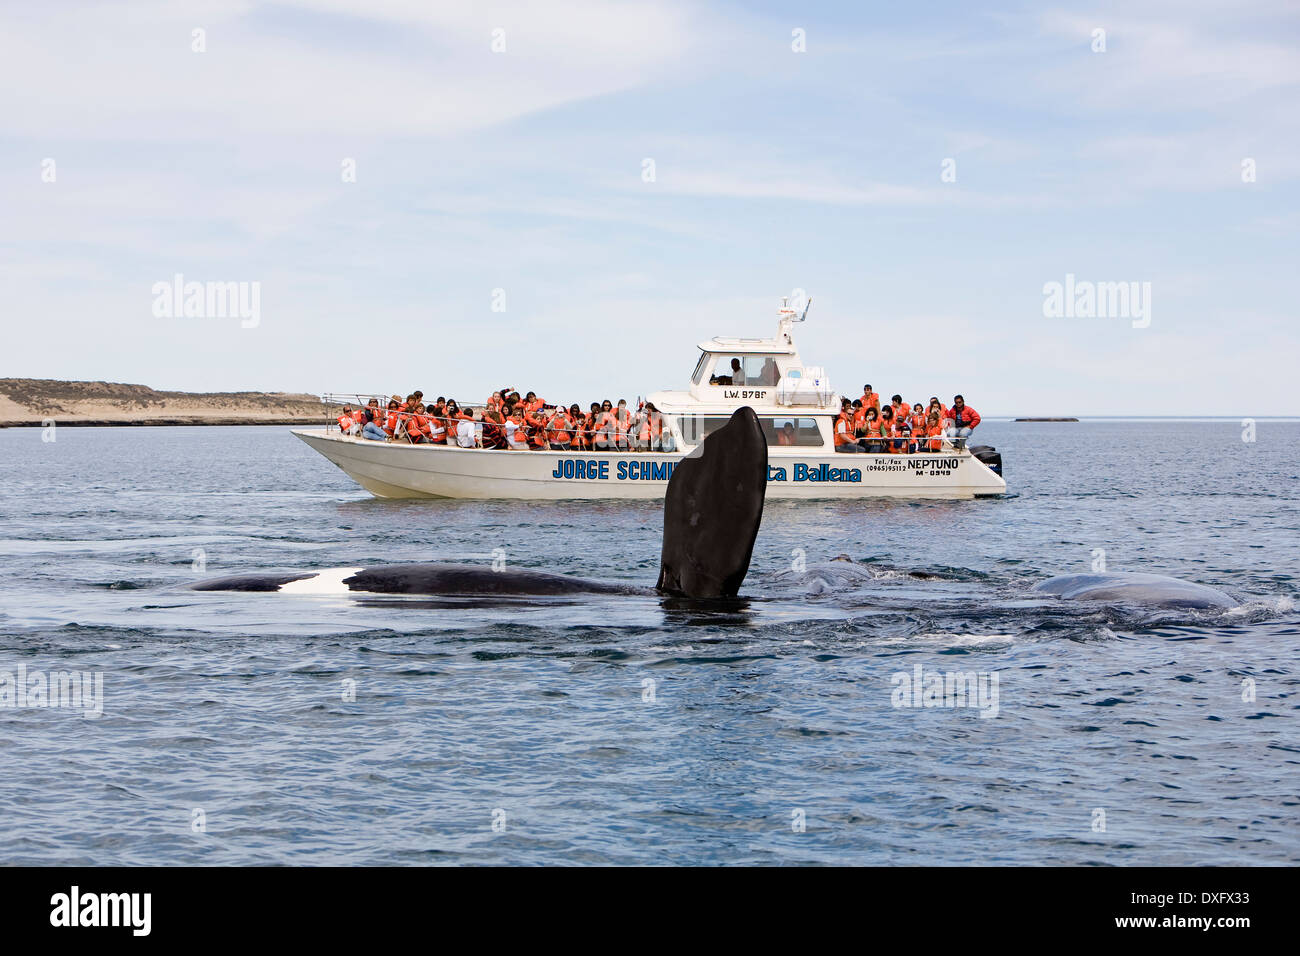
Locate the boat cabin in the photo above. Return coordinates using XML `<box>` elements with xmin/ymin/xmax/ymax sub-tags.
<box><xmin>648</xmin><ymin>298</ymin><xmax>839</xmax><ymax>452</ymax></box>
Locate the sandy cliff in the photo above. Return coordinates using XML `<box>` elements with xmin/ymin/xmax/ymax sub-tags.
<box><xmin>0</xmin><ymin>379</ymin><xmax>329</xmax><ymax>426</ymax></box>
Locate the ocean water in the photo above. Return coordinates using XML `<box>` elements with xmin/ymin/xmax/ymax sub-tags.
<box><xmin>0</xmin><ymin>420</ymin><xmax>1296</xmax><ymax>865</ymax></box>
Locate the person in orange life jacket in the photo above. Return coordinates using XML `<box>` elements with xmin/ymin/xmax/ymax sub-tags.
<box><xmin>545</xmin><ymin>406</ymin><xmax>574</xmax><ymax>450</ymax></box>
<box><xmin>394</xmin><ymin>394</ymin><xmax>414</xmax><ymax>438</ymax></box>
<box><xmin>525</xmin><ymin>405</ymin><xmax>550</xmax><ymax>449</ymax></box>
<box><xmin>878</xmin><ymin>405</ymin><xmax>904</xmax><ymax>453</ymax></box>
<box><xmin>578</xmin><ymin>402</ymin><xmax>600</xmax><ymax>450</ymax></box>
<box><xmin>852</xmin><ymin>405</ymin><xmax>872</xmax><ymax>449</ymax></box>
<box><xmin>359</xmin><ymin>399</ymin><xmax>388</xmax><ymax>441</ymax></box>
<box><xmin>504</xmin><ymin>403</ymin><xmax>530</xmax><ymax>447</ymax></box>
<box><xmin>777</xmin><ymin>422</ymin><xmax>797</xmax><ymax>446</ymax></box>
<box><xmin>426</xmin><ymin>400</ymin><xmax>449</xmax><ymax>444</ymax></box>
<box><xmin>643</xmin><ymin>402</ymin><xmax>673</xmax><ymax>451</ymax></box>
<box><xmin>834</xmin><ymin>399</ymin><xmax>860</xmax><ymax>452</ymax></box>
<box><xmin>400</xmin><ymin>402</ymin><xmax>422</xmax><ymax>443</ymax></box>
<box><xmin>630</xmin><ymin>401</ymin><xmax>647</xmax><ymax>451</ymax></box>
<box><xmin>889</xmin><ymin>394</ymin><xmax>906</xmax><ymax>420</ymax></box>
<box><xmin>569</xmin><ymin>403</ymin><xmax>590</xmax><ymax>447</ymax></box>
<box><xmin>410</xmin><ymin>402</ymin><xmax>435</xmax><ymax>443</ymax></box>
<box><xmin>860</xmin><ymin>385</ymin><xmax>880</xmax><ymax>412</ymax></box>
<box><xmin>927</xmin><ymin>397</ymin><xmax>946</xmax><ymax>426</ymax></box>
<box><xmin>908</xmin><ymin>403</ymin><xmax>927</xmax><ymax>453</ymax></box>
<box><xmin>860</xmin><ymin>407</ymin><xmax>885</xmax><ymax>453</ymax></box>
<box><xmin>409</xmin><ymin>391</ymin><xmax>425</xmax><ymax>429</ymax></box>
<box><xmin>504</xmin><ymin>408</ymin><xmax>530</xmax><ymax>449</ymax></box>
<box><xmin>891</xmin><ymin>406</ymin><xmax>914</xmax><ymax>453</ymax></box>
<box><xmin>337</xmin><ymin>405</ymin><xmax>361</xmax><ymax>436</ymax></box>
<box><xmin>925</xmin><ymin>412</ymin><xmax>945</xmax><ymax>452</ymax></box>
<box><xmin>569</xmin><ymin>406</ymin><xmax>588</xmax><ymax>450</ymax></box>
<box><xmin>631</xmin><ymin>400</ymin><xmax>652</xmax><ymax>451</ymax></box>
<box><xmin>592</xmin><ymin>400</ymin><xmax>615</xmax><ymax>450</ymax></box>
<box><xmin>612</xmin><ymin>399</ymin><xmax>633</xmax><ymax>450</ymax></box>
<box><xmin>383</xmin><ymin>398</ymin><xmax>401</xmax><ymax>437</ymax></box>
<box><xmin>428</xmin><ymin>395</ymin><xmax>449</xmax><ymax>437</ymax></box>
<box><xmin>945</xmin><ymin>395</ymin><xmax>981</xmax><ymax>442</ymax></box>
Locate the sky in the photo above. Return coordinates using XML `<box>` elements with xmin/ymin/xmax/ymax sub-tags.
<box><xmin>1</xmin><ymin>0</ymin><xmax>1297</xmax><ymax>415</ymax></box>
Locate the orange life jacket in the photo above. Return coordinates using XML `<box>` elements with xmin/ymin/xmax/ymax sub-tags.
<box><xmin>860</xmin><ymin>391</ymin><xmax>879</xmax><ymax>411</ymax></box>
<box><xmin>926</xmin><ymin>424</ymin><xmax>944</xmax><ymax>452</ymax></box>
<box><xmin>638</xmin><ymin>412</ymin><xmax>661</xmax><ymax>442</ymax></box>
<box><xmin>834</xmin><ymin>412</ymin><xmax>856</xmax><ymax>446</ymax></box>
<box><xmin>595</xmin><ymin>411</ymin><xmax>616</xmax><ymax>443</ymax></box>
<box><xmin>547</xmin><ymin>412</ymin><xmax>573</xmax><ymax>444</ymax></box>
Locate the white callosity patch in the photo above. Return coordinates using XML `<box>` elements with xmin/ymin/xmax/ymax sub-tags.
<box><xmin>278</xmin><ymin>568</ymin><xmax>367</xmax><ymax>595</ymax></box>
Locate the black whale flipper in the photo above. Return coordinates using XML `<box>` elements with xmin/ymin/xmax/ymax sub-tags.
<box><xmin>656</xmin><ymin>406</ymin><xmax>767</xmax><ymax>599</ymax></box>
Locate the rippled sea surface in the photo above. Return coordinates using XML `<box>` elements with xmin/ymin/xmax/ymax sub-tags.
<box><xmin>1</xmin><ymin>421</ymin><xmax>1296</xmax><ymax>865</ymax></box>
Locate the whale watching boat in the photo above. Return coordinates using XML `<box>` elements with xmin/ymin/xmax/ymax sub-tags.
<box><xmin>292</xmin><ymin>299</ymin><xmax>1007</xmax><ymax>499</ymax></box>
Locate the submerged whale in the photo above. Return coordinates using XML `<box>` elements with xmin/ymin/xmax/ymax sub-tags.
<box><xmin>191</xmin><ymin>407</ymin><xmax>768</xmax><ymax>600</ymax></box>
<box><xmin>1033</xmin><ymin>572</ymin><xmax>1237</xmax><ymax>610</ymax></box>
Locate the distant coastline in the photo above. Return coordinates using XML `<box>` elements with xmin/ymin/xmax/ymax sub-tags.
<box><xmin>1013</xmin><ymin>417</ymin><xmax>1080</xmax><ymax>422</ymax></box>
<box><xmin>0</xmin><ymin>378</ymin><xmax>327</xmax><ymax>427</ymax></box>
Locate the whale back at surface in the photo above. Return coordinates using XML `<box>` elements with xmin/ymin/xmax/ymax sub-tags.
<box><xmin>1033</xmin><ymin>572</ymin><xmax>1237</xmax><ymax>609</ymax></box>
<box><xmin>342</xmin><ymin>564</ymin><xmax>635</xmax><ymax>595</ymax></box>
<box><xmin>656</xmin><ymin>406</ymin><xmax>768</xmax><ymax>599</ymax></box>
<box><xmin>191</xmin><ymin>563</ymin><xmax>641</xmax><ymax>596</ymax></box>
<box><xmin>192</xmin><ymin>409</ymin><xmax>767</xmax><ymax>599</ymax></box>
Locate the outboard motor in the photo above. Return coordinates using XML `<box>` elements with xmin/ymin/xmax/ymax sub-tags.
<box><xmin>969</xmin><ymin>444</ymin><xmax>1003</xmax><ymax>477</ymax></box>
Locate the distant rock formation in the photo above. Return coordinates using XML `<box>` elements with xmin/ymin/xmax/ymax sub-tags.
<box><xmin>0</xmin><ymin>378</ymin><xmax>327</xmax><ymax>426</ymax></box>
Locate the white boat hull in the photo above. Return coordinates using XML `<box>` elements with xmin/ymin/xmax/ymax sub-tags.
<box><xmin>292</xmin><ymin>429</ymin><xmax>1006</xmax><ymax>500</ymax></box>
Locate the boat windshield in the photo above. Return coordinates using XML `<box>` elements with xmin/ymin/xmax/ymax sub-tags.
<box><xmin>679</xmin><ymin>415</ymin><xmax>823</xmax><ymax>447</ymax></box>
<box><xmin>691</xmin><ymin>351</ymin><xmax>710</xmax><ymax>385</ymax></box>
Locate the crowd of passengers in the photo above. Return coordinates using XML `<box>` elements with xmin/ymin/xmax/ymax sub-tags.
<box><xmin>834</xmin><ymin>386</ymin><xmax>981</xmax><ymax>454</ymax></box>
<box><xmin>335</xmin><ymin>390</ymin><xmax>678</xmax><ymax>451</ymax></box>
<box><xmin>334</xmin><ymin>384</ymin><xmax>981</xmax><ymax>454</ymax></box>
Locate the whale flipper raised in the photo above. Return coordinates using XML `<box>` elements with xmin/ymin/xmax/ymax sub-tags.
<box><xmin>656</xmin><ymin>406</ymin><xmax>768</xmax><ymax>599</ymax></box>
<box><xmin>1033</xmin><ymin>572</ymin><xmax>1236</xmax><ymax>609</ymax></box>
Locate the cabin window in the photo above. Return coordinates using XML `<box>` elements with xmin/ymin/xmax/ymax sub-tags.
<box><xmin>678</xmin><ymin>416</ymin><xmax>823</xmax><ymax>447</ymax></box>
<box><xmin>705</xmin><ymin>355</ymin><xmax>780</xmax><ymax>387</ymax></box>
<box><xmin>762</xmin><ymin>417</ymin><xmax>823</xmax><ymax>447</ymax></box>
